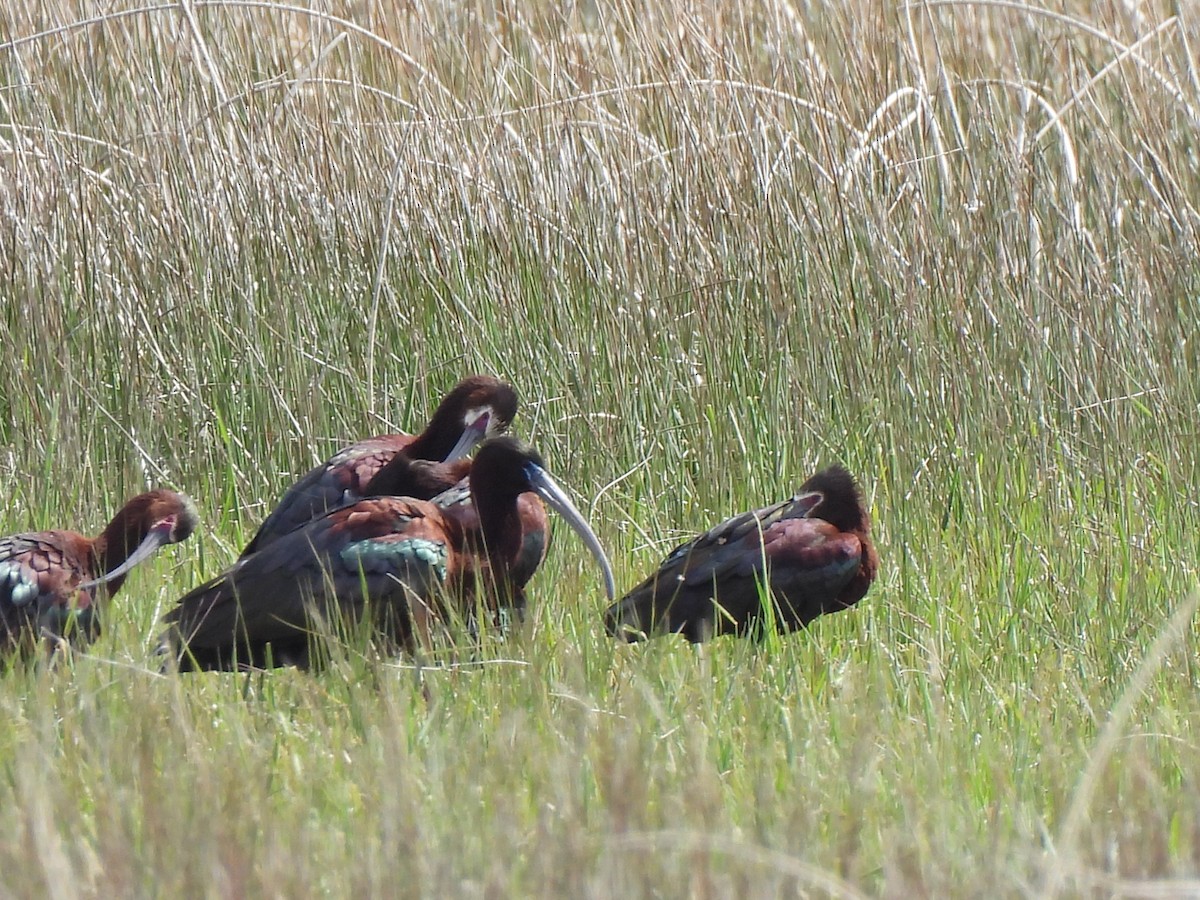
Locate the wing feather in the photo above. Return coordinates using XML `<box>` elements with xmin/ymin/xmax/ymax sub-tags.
<box><xmin>240</xmin><ymin>436</ymin><xmax>412</xmax><ymax>556</ymax></box>
<box><xmin>168</xmin><ymin>498</ymin><xmax>451</xmax><ymax>653</ymax></box>
<box><xmin>0</xmin><ymin>533</ymin><xmax>98</xmax><ymax>648</ymax></box>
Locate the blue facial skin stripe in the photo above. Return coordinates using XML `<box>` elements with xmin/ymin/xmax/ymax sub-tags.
<box><xmin>339</xmin><ymin>538</ymin><xmax>449</xmax><ymax>582</ymax></box>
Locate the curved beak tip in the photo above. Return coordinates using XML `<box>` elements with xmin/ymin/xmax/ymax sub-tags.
<box><xmin>526</xmin><ymin>464</ymin><xmax>616</xmax><ymax>603</ymax></box>
<box><xmin>601</xmin><ymin>570</ymin><xmax>616</xmax><ymax>603</ymax></box>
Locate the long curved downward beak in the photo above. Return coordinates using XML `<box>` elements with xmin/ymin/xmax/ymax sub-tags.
<box><xmin>443</xmin><ymin>410</ymin><xmax>492</xmax><ymax>463</ymax></box>
<box><xmin>523</xmin><ymin>462</ymin><xmax>616</xmax><ymax>601</ymax></box>
<box><xmin>78</xmin><ymin>520</ymin><xmax>174</xmax><ymax>590</ymax></box>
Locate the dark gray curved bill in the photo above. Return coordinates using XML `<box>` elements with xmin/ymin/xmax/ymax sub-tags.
<box><xmin>443</xmin><ymin>410</ymin><xmax>491</xmax><ymax>462</ymax></box>
<box><xmin>78</xmin><ymin>522</ymin><xmax>173</xmax><ymax>590</ymax></box>
<box><xmin>524</xmin><ymin>462</ymin><xmax>616</xmax><ymax>601</ymax></box>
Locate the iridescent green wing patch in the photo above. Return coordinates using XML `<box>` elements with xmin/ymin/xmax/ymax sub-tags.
<box><xmin>338</xmin><ymin>537</ymin><xmax>449</xmax><ymax>582</ymax></box>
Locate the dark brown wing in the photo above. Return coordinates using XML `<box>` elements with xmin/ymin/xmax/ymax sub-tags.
<box><xmin>759</xmin><ymin>518</ymin><xmax>865</xmax><ymax>621</ymax></box>
<box><xmin>361</xmin><ymin>457</ymin><xmax>471</xmax><ymax>501</ymax></box>
<box><xmin>0</xmin><ymin>532</ymin><xmax>99</xmax><ymax>650</ymax></box>
<box><xmin>240</xmin><ymin>434</ymin><xmax>414</xmax><ymax>558</ymax></box>
<box><xmin>605</xmin><ymin>491</ymin><xmax>862</xmax><ymax>642</ymax></box>
<box><xmin>166</xmin><ymin>497</ymin><xmax>458</xmax><ymax>670</ymax></box>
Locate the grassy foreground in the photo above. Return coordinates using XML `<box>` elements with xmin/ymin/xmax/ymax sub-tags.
<box><xmin>2</xmin><ymin>0</ymin><xmax>1200</xmax><ymax>894</ymax></box>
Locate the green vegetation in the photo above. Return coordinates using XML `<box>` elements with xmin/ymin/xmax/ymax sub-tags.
<box><xmin>2</xmin><ymin>0</ymin><xmax>1199</xmax><ymax>894</ymax></box>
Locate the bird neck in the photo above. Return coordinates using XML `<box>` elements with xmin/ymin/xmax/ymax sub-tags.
<box><xmin>473</xmin><ymin>488</ymin><xmax>522</xmax><ymax>571</ymax></box>
<box><xmin>404</xmin><ymin>417</ymin><xmax>460</xmax><ymax>461</ymax></box>
<box><xmin>90</xmin><ymin>507</ymin><xmax>149</xmax><ymax>590</ymax></box>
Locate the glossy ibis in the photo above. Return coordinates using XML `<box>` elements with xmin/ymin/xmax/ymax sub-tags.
<box><xmin>163</xmin><ymin>437</ymin><xmax>615</xmax><ymax>671</ymax></box>
<box><xmin>0</xmin><ymin>489</ymin><xmax>199</xmax><ymax>655</ymax></box>
<box><xmin>605</xmin><ymin>465</ymin><xmax>876</xmax><ymax>642</ymax></box>
<box><xmin>241</xmin><ymin>375</ymin><xmax>518</xmax><ymax>557</ymax></box>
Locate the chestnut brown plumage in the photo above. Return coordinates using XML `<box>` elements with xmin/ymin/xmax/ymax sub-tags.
<box><xmin>605</xmin><ymin>465</ymin><xmax>877</xmax><ymax>642</ymax></box>
<box><xmin>240</xmin><ymin>376</ymin><xmax>518</xmax><ymax>557</ymax></box>
<box><xmin>0</xmin><ymin>490</ymin><xmax>199</xmax><ymax>654</ymax></box>
<box><xmin>163</xmin><ymin>438</ymin><xmax>614</xmax><ymax>671</ymax></box>
<box><xmin>426</xmin><ymin>480</ymin><xmax>552</xmax><ymax>627</ymax></box>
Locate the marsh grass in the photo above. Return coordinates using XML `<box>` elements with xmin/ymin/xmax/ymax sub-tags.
<box><xmin>2</xmin><ymin>0</ymin><xmax>1200</xmax><ymax>894</ymax></box>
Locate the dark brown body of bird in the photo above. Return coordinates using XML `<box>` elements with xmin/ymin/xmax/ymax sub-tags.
<box><xmin>605</xmin><ymin>465</ymin><xmax>877</xmax><ymax>642</ymax></box>
<box><xmin>163</xmin><ymin>438</ymin><xmax>615</xmax><ymax>671</ymax></box>
<box><xmin>0</xmin><ymin>489</ymin><xmax>199</xmax><ymax>655</ymax></box>
<box><xmin>240</xmin><ymin>375</ymin><xmax>518</xmax><ymax>557</ymax></box>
